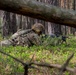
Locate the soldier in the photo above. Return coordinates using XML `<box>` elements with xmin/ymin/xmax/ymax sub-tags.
<box><xmin>11</xmin><ymin>23</ymin><xmax>44</xmax><ymax>47</ymax></box>
<box><xmin>0</xmin><ymin>23</ymin><xmax>44</xmax><ymax>47</ymax></box>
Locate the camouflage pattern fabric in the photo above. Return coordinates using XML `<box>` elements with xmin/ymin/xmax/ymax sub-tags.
<box><xmin>12</xmin><ymin>31</ymin><xmax>41</xmax><ymax>47</ymax></box>
<box><xmin>11</xmin><ymin>23</ymin><xmax>44</xmax><ymax>47</ymax></box>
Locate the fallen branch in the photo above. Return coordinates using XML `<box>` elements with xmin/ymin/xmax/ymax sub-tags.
<box><xmin>0</xmin><ymin>49</ymin><xmax>38</xmax><ymax>75</ymax></box>
<box><xmin>0</xmin><ymin>49</ymin><xmax>75</xmax><ymax>75</ymax></box>
<box><xmin>0</xmin><ymin>0</ymin><xmax>76</xmax><ymax>27</ymax></box>
<box><xmin>58</xmin><ymin>53</ymin><xmax>74</xmax><ymax>75</ymax></box>
<box><xmin>32</xmin><ymin>62</ymin><xmax>75</xmax><ymax>73</ymax></box>
<box><xmin>0</xmin><ymin>49</ymin><xmax>25</xmax><ymax>65</ymax></box>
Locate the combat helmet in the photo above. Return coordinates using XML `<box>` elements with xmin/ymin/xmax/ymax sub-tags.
<box><xmin>32</xmin><ymin>23</ymin><xmax>44</xmax><ymax>35</ymax></box>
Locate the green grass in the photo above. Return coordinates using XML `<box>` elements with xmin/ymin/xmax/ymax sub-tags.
<box><xmin>0</xmin><ymin>36</ymin><xmax>76</xmax><ymax>75</ymax></box>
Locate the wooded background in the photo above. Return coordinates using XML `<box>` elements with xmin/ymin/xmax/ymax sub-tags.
<box><xmin>0</xmin><ymin>0</ymin><xmax>76</xmax><ymax>38</ymax></box>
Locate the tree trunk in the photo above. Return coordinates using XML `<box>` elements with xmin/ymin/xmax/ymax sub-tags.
<box><xmin>50</xmin><ymin>0</ymin><xmax>62</xmax><ymax>35</ymax></box>
<box><xmin>2</xmin><ymin>11</ymin><xmax>11</xmax><ymax>38</ymax></box>
<box><xmin>0</xmin><ymin>0</ymin><xmax>76</xmax><ymax>28</ymax></box>
<box><xmin>11</xmin><ymin>13</ymin><xmax>17</xmax><ymax>34</ymax></box>
<box><xmin>73</xmin><ymin>0</ymin><xmax>76</xmax><ymax>35</ymax></box>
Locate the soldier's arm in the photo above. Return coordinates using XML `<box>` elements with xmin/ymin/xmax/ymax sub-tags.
<box><xmin>32</xmin><ymin>34</ymin><xmax>42</xmax><ymax>46</ymax></box>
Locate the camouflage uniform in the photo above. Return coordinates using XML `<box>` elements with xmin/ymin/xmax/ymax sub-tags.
<box><xmin>12</xmin><ymin>23</ymin><xmax>44</xmax><ymax>47</ymax></box>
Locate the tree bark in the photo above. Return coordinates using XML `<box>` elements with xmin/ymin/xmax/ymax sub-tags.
<box><xmin>2</xmin><ymin>11</ymin><xmax>11</xmax><ymax>38</ymax></box>
<box><xmin>0</xmin><ymin>0</ymin><xmax>76</xmax><ymax>28</ymax></box>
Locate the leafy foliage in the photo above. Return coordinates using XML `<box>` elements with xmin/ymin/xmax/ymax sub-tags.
<box><xmin>0</xmin><ymin>35</ymin><xmax>76</xmax><ymax>75</ymax></box>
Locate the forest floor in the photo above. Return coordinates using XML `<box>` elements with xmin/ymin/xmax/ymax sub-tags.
<box><xmin>0</xmin><ymin>35</ymin><xmax>76</xmax><ymax>75</ymax></box>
